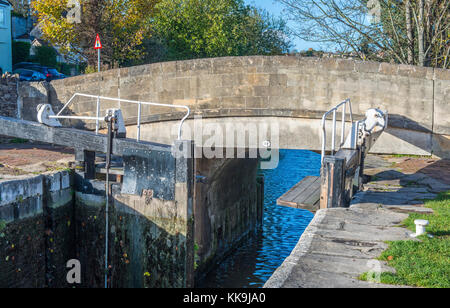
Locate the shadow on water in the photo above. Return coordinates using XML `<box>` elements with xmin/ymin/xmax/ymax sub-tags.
<box><xmin>199</xmin><ymin>150</ymin><xmax>321</xmax><ymax>288</ymax></box>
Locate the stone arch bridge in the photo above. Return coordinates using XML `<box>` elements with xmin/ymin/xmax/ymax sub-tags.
<box><xmin>1</xmin><ymin>56</ymin><xmax>449</xmax><ymax>288</ymax></box>
<box><xmin>18</xmin><ymin>56</ymin><xmax>450</xmax><ymax>158</ymax></box>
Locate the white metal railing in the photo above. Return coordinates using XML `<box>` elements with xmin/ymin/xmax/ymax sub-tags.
<box><xmin>52</xmin><ymin>93</ymin><xmax>191</xmax><ymax>141</ymax></box>
<box><xmin>321</xmin><ymin>99</ymin><xmax>353</xmax><ymax>164</ymax></box>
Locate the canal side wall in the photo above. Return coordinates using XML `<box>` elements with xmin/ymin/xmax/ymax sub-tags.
<box><xmin>0</xmin><ymin>171</ymin><xmax>75</xmax><ymax>288</ymax></box>
<box><xmin>0</xmin><ymin>166</ymin><xmax>195</xmax><ymax>288</ymax></box>
<box><xmin>194</xmin><ymin>157</ymin><xmax>263</xmax><ymax>281</ymax></box>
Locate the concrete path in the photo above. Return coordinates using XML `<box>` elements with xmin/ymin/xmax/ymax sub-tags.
<box><xmin>264</xmin><ymin>155</ymin><xmax>450</xmax><ymax>288</ymax></box>
<box><xmin>0</xmin><ymin>142</ymin><xmax>74</xmax><ymax>181</ymax></box>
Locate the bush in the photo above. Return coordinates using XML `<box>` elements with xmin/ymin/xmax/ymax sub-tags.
<box><xmin>84</xmin><ymin>65</ymin><xmax>97</xmax><ymax>74</ymax></box>
<box><xmin>56</xmin><ymin>62</ymin><xmax>79</xmax><ymax>76</ymax></box>
<box><xmin>34</xmin><ymin>46</ymin><xmax>58</xmax><ymax>67</ymax></box>
<box><xmin>12</xmin><ymin>41</ymin><xmax>31</xmax><ymax>64</ymax></box>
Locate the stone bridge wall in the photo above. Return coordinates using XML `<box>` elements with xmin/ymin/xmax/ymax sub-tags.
<box><xmin>8</xmin><ymin>56</ymin><xmax>450</xmax><ymax>156</ymax></box>
<box><xmin>0</xmin><ymin>74</ymin><xmax>19</xmax><ymax>119</ymax></box>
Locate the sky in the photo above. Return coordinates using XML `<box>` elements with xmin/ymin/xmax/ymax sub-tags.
<box><xmin>245</xmin><ymin>0</ymin><xmax>323</xmax><ymax>52</ymax></box>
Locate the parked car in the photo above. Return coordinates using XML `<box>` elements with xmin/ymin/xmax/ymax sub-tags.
<box><xmin>47</xmin><ymin>67</ymin><xmax>66</xmax><ymax>80</ymax></box>
<box><xmin>27</xmin><ymin>65</ymin><xmax>65</xmax><ymax>81</ymax></box>
<box><xmin>13</xmin><ymin>69</ymin><xmax>47</xmax><ymax>82</ymax></box>
<box><xmin>27</xmin><ymin>66</ymin><xmax>52</xmax><ymax>81</ymax></box>
<box><xmin>13</xmin><ymin>63</ymin><xmax>67</xmax><ymax>81</ymax></box>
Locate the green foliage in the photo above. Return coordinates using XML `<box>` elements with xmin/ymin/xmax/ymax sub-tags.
<box><xmin>12</xmin><ymin>41</ymin><xmax>31</xmax><ymax>64</ymax></box>
<box><xmin>9</xmin><ymin>138</ymin><xmax>28</xmax><ymax>144</ymax></box>
<box><xmin>32</xmin><ymin>0</ymin><xmax>159</xmax><ymax>69</ymax></box>
<box><xmin>56</xmin><ymin>62</ymin><xmax>78</xmax><ymax>76</ymax></box>
<box><xmin>361</xmin><ymin>191</ymin><xmax>450</xmax><ymax>288</ymax></box>
<box><xmin>34</xmin><ymin>46</ymin><xmax>58</xmax><ymax>67</ymax></box>
<box><xmin>377</xmin><ymin>238</ymin><xmax>450</xmax><ymax>288</ymax></box>
<box><xmin>152</xmin><ymin>0</ymin><xmax>291</xmax><ymax>61</ymax></box>
<box><xmin>84</xmin><ymin>65</ymin><xmax>97</xmax><ymax>75</ymax></box>
<box><xmin>304</xmin><ymin>48</ymin><xmax>315</xmax><ymax>57</ymax></box>
<box><xmin>0</xmin><ymin>220</ymin><xmax>5</xmax><ymax>238</ymax></box>
<box><xmin>12</xmin><ymin>11</ymin><xmax>26</xmax><ymax>18</ymax></box>
<box><xmin>194</xmin><ymin>242</ymin><xmax>200</xmax><ymax>270</ymax></box>
<box><xmin>32</xmin><ymin>0</ymin><xmax>290</xmax><ymax>69</ymax></box>
<box><xmin>401</xmin><ymin>191</ymin><xmax>450</xmax><ymax>238</ymax></box>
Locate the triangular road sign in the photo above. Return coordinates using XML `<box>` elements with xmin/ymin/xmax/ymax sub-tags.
<box><xmin>94</xmin><ymin>34</ymin><xmax>102</xmax><ymax>50</ymax></box>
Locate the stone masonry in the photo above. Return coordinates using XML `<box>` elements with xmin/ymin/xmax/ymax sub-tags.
<box><xmin>12</xmin><ymin>56</ymin><xmax>447</xmax><ymax>157</ymax></box>
<box><xmin>0</xmin><ymin>74</ymin><xmax>18</xmax><ymax>118</ymax></box>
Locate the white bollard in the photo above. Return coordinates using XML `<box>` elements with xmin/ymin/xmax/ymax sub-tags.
<box><xmin>411</xmin><ymin>219</ymin><xmax>429</xmax><ymax>237</ymax></box>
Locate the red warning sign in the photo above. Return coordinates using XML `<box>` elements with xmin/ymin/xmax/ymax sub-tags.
<box><xmin>94</xmin><ymin>34</ymin><xmax>102</xmax><ymax>49</ymax></box>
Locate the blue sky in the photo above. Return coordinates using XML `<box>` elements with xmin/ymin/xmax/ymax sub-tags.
<box><xmin>245</xmin><ymin>0</ymin><xmax>322</xmax><ymax>51</ymax></box>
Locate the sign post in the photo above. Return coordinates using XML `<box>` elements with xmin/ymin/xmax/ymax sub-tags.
<box><xmin>94</xmin><ymin>34</ymin><xmax>102</xmax><ymax>72</ymax></box>
<box><xmin>94</xmin><ymin>34</ymin><xmax>103</xmax><ymax>135</ymax></box>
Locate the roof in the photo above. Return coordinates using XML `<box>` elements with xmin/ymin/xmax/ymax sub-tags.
<box><xmin>16</xmin><ymin>34</ymin><xmax>33</xmax><ymax>40</ymax></box>
<box><xmin>32</xmin><ymin>38</ymin><xmax>50</xmax><ymax>47</ymax></box>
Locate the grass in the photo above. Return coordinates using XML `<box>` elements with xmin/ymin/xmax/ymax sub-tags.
<box><xmin>8</xmin><ymin>138</ymin><xmax>29</xmax><ymax>144</ymax></box>
<box><xmin>388</xmin><ymin>154</ymin><xmax>432</xmax><ymax>159</ymax></box>
<box><xmin>360</xmin><ymin>191</ymin><xmax>450</xmax><ymax>288</ymax></box>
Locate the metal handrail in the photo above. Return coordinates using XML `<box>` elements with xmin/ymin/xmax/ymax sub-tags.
<box><xmin>321</xmin><ymin>99</ymin><xmax>353</xmax><ymax>164</ymax></box>
<box><xmin>52</xmin><ymin>93</ymin><xmax>191</xmax><ymax>141</ymax></box>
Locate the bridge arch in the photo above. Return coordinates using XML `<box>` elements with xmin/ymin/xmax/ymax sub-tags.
<box><xmin>21</xmin><ymin>56</ymin><xmax>450</xmax><ymax>157</ymax></box>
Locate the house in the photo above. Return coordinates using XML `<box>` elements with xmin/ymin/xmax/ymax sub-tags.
<box><xmin>0</xmin><ymin>0</ymin><xmax>12</xmax><ymax>74</ymax></box>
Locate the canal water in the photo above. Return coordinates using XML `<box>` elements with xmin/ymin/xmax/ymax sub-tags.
<box><xmin>199</xmin><ymin>150</ymin><xmax>321</xmax><ymax>288</ymax></box>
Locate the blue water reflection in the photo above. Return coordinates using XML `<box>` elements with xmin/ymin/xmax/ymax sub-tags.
<box><xmin>199</xmin><ymin>150</ymin><xmax>321</xmax><ymax>288</ymax></box>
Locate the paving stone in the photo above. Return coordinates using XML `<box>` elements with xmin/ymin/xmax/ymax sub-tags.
<box><xmin>265</xmin><ymin>155</ymin><xmax>448</xmax><ymax>288</ymax></box>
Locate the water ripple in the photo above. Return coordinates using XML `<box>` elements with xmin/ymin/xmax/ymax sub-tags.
<box><xmin>198</xmin><ymin>150</ymin><xmax>321</xmax><ymax>288</ymax></box>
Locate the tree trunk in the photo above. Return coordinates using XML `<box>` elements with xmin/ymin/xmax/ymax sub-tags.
<box><xmin>418</xmin><ymin>0</ymin><xmax>426</xmax><ymax>66</ymax></box>
<box><xmin>405</xmin><ymin>0</ymin><xmax>414</xmax><ymax>64</ymax></box>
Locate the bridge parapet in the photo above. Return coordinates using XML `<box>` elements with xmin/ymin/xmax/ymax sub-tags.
<box><xmin>11</xmin><ymin>56</ymin><xmax>450</xmax><ymax>158</ymax></box>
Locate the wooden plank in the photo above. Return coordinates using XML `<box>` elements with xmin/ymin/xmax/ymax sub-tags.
<box><xmin>297</xmin><ymin>178</ymin><xmax>321</xmax><ymax>203</ymax></box>
<box><xmin>277</xmin><ymin>176</ymin><xmax>321</xmax><ymax>212</ymax></box>
<box><xmin>75</xmin><ymin>150</ymin><xmax>96</xmax><ymax>179</ymax></box>
<box><xmin>320</xmin><ymin>156</ymin><xmax>345</xmax><ymax>209</ymax></box>
<box><xmin>336</xmin><ymin>149</ymin><xmax>359</xmax><ymax>171</ymax></box>
<box><xmin>336</xmin><ymin>148</ymin><xmax>361</xmax><ymax>206</ymax></box>
<box><xmin>0</xmin><ymin>116</ymin><xmax>171</xmax><ymax>156</ymax></box>
<box><xmin>292</xmin><ymin>176</ymin><xmax>320</xmax><ymax>204</ymax></box>
<box><xmin>279</xmin><ymin>176</ymin><xmax>317</xmax><ymax>203</ymax></box>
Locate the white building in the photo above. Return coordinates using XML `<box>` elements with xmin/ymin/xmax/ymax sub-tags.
<box><xmin>0</xmin><ymin>0</ymin><xmax>12</xmax><ymax>74</ymax></box>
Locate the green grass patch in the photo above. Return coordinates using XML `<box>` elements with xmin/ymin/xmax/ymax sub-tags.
<box><xmin>9</xmin><ymin>138</ymin><xmax>29</xmax><ymax>144</ymax></box>
<box><xmin>0</xmin><ymin>220</ymin><xmax>6</xmax><ymax>231</ymax></box>
<box><xmin>360</xmin><ymin>191</ymin><xmax>450</xmax><ymax>288</ymax></box>
<box><xmin>388</xmin><ymin>154</ymin><xmax>432</xmax><ymax>159</ymax></box>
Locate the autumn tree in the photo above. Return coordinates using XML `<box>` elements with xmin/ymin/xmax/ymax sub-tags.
<box><xmin>10</xmin><ymin>0</ymin><xmax>31</xmax><ymax>16</ymax></box>
<box><xmin>150</xmin><ymin>0</ymin><xmax>291</xmax><ymax>61</ymax></box>
<box><xmin>277</xmin><ymin>0</ymin><xmax>449</xmax><ymax>68</ymax></box>
<box><xmin>32</xmin><ymin>0</ymin><xmax>159</xmax><ymax>68</ymax></box>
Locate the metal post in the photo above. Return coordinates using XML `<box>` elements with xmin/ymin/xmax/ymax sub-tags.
<box><xmin>98</xmin><ymin>49</ymin><xmax>101</xmax><ymax>73</ymax></box>
<box><xmin>137</xmin><ymin>102</ymin><xmax>142</xmax><ymax>142</ymax></box>
<box><xmin>95</xmin><ymin>96</ymin><xmax>100</xmax><ymax>134</ymax></box>
<box><xmin>331</xmin><ymin>109</ymin><xmax>337</xmax><ymax>155</ymax></box>
<box><xmin>348</xmin><ymin>99</ymin><xmax>353</xmax><ymax>123</ymax></box>
<box><xmin>341</xmin><ymin>103</ymin><xmax>346</xmax><ymax>146</ymax></box>
<box><xmin>104</xmin><ymin>112</ymin><xmax>115</xmax><ymax>288</ymax></box>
